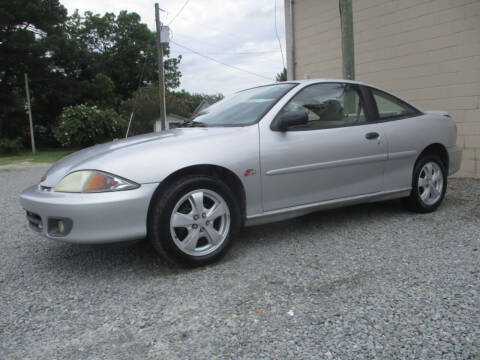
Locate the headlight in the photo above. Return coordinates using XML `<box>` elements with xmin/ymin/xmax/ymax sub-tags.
<box><xmin>54</xmin><ymin>170</ymin><xmax>139</xmax><ymax>193</ymax></box>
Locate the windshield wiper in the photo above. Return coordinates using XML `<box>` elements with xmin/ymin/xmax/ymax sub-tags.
<box><xmin>178</xmin><ymin>120</ymin><xmax>207</xmax><ymax>128</ymax></box>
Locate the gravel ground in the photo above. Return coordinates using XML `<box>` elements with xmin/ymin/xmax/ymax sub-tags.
<box><xmin>0</xmin><ymin>165</ymin><xmax>479</xmax><ymax>359</ymax></box>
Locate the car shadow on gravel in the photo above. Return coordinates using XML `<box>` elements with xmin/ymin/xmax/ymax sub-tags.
<box><xmin>31</xmin><ymin>195</ymin><xmax>458</xmax><ymax>276</ymax></box>
<box><xmin>229</xmin><ymin>195</ymin><xmax>460</xmax><ymax>258</ymax></box>
<box><xmin>29</xmin><ymin>239</ymin><xmax>193</xmax><ymax>279</ymax></box>
<box><xmin>238</xmin><ymin>198</ymin><xmax>407</xmax><ymax>243</ymax></box>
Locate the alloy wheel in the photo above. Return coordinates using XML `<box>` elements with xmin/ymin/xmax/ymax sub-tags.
<box><xmin>169</xmin><ymin>189</ymin><xmax>230</xmax><ymax>256</ymax></box>
<box><xmin>418</xmin><ymin>161</ymin><xmax>444</xmax><ymax>206</ymax></box>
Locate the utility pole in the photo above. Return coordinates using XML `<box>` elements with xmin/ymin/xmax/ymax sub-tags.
<box><xmin>339</xmin><ymin>0</ymin><xmax>355</xmax><ymax>81</ymax></box>
<box><xmin>24</xmin><ymin>73</ymin><xmax>36</xmax><ymax>153</ymax></box>
<box><xmin>155</xmin><ymin>3</ymin><xmax>167</xmax><ymax>131</ymax></box>
<box><xmin>288</xmin><ymin>0</ymin><xmax>296</xmax><ymax>80</ymax></box>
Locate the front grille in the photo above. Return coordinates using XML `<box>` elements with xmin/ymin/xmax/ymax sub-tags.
<box><xmin>26</xmin><ymin>211</ymin><xmax>43</xmax><ymax>232</ymax></box>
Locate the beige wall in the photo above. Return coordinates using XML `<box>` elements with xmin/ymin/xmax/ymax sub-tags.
<box><xmin>285</xmin><ymin>0</ymin><xmax>480</xmax><ymax>177</ymax></box>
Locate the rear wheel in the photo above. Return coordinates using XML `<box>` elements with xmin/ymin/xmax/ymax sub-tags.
<box><xmin>148</xmin><ymin>176</ymin><xmax>240</xmax><ymax>266</ymax></box>
<box><xmin>404</xmin><ymin>155</ymin><xmax>447</xmax><ymax>213</ymax></box>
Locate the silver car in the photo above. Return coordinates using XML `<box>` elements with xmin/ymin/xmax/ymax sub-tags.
<box><xmin>20</xmin><ymin>79</ymin><xmax>462</xmax><ymax>266</ymax></box>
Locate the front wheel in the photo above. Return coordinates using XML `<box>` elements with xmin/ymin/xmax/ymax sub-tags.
<box><xmin>148</xmin><ymin>176</ymin><xmax>241</xmax><ymax>266</ymax></box>
<box><xmin>404</xmin><ymin>155</ymin><xmax>447</xmax><ymax>213</ymax></box>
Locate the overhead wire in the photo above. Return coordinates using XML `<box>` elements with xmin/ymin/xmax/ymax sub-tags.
<box><xmin>165</xmin><ymin>0</ymin><xmax>282</xmax><ymax>81</ymax></box>
<box><xmin>166</xmin><ymin>3</ymin><xmax>249</xmax><ymax>44</ymax></box>
<box><xmin>274</xmin><ymin>0</ymin><xmax>286</xmax><ymax>70</ymax></box>
<box><xmin>170</xmin><ymin>50</ymin><xmax>279</xmax><ymax>55</ymax></box>
<box><xmin>171</xmin><ymin>40</ymin><xmax>273</xmax><ymax>80</ymax></box>
<box><xmin>168</xmin><ymin>0</ymin><xmax>191</xmax><ymax>26</ymax></box>
<box><xmin>171</xmin><ymin>31</ymin><xmax>279</xmax><ymax>55</ymax></box>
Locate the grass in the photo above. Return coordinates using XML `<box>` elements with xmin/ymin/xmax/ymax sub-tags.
<box><xmin>0</xmin><ymin>149</ymin><xmax>74</xmax><ymax>166</ymax></box>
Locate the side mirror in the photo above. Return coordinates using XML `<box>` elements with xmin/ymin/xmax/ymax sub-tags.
<box><xmin>270</xmin><ymin>111</ymin><xmax>308</xmax><ymax>131</ymax></box>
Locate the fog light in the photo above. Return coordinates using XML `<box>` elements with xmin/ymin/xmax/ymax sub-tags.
<box><xmin>58</xmin><ymin>220</ymin><xmax>65</xmax><ymax>234</ymax></box>
<box><xmin>47</xmin><ymin>217</ymin><xmax>73</xmax><ymax>237</ymax></box>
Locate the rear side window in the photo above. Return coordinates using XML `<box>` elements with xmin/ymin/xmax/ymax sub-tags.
<box><xmin>372</xmin><ymin>89</ymin><xmax>420</xmax><ymax>120</ymax></box>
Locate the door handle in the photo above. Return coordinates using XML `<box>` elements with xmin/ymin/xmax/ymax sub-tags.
<box><xmin>365</xmin><ymin>132</ymin><xmax>380</xmax><ymax>140</ymax></box>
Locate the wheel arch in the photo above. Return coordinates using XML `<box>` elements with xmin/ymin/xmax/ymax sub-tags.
<box><xmin>415</xmin><ymin>143</ymin><xmax>449</xmax><ymax>172</ymax></box>
<box><xmin>147</xmin><ymin>164</ymin><xmax>247</xmax><ymax>227</ymax></box>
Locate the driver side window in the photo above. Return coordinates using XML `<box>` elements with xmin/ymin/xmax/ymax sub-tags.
<box><xmin>280</xmin><ymin>83</ymin><xmax>366</xmax><ymax>130</ymax></box>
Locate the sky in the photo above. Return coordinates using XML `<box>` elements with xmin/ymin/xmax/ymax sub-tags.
<box><xmin>60</xmin><ymin>0</ymin><xmax>287</xmax><ymax>96</ymax></box>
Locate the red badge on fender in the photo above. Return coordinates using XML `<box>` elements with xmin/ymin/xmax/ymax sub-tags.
<box><xmin>244</xmin><ymin>169</ymin><xmax>256</xmax><ymax>177</ymax></box>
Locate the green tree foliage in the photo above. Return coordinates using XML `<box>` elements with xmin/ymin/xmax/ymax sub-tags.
<box><xmin>56</xmin><ymin>10</ymin><xmax>181</xmax><ymax>98</ymax></box>
<box><xmin>90</xmin><ymin>74</ymin><xmax>119</xmax><ymax>109</ymax></box>
<box><xmin>119</xmin><ymin>86</ymin><xmax>223</xmax><ymax>136</ymax></box>
<box><xmin>49</xmin><ymin>10</ymin><xmax>181</xmax><ymax>102</ymax></box>
<box><xmin>276</xmin><ymin>68</ymin><xmax>287</xmax><ymax>81</ymax></box>
<box><xmin>0</xmin><ymin>137</ymin><xmax>23</xmax><ymax>153</ymax></box>
<box><xmin>0</xmin><ymin>4</ymin><xmax>182</xmax><ymax>145</ymax></box>
<box><xmin>0</xmin><ymin>0</ymin><xmax>67</xmax><ymax>140</ymax></box>
<box><xmin>53</xmin><ymin>105</ymin><xmax>126</xmax><ymax>147</ymax></box>
<box><xmin>119</xmin><ymin>86</ymin><xmax>160</xmax><ymax>135</ymax></box>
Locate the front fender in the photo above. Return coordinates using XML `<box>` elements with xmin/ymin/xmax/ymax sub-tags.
<box><xmin>76</xmin><ymin>125</ymin><xmax>263</xmax><ymax>216</ymax></box>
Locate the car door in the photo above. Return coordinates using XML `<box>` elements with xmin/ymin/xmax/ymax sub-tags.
<box><xmin>259</xmin><ymin>82</ymin><xmax>388</xmax><ymax>212</ymax></box>
<box><xmin>366</xmin><ymin>87</ymin><xmax>425</xmax><ymax>191</ymax></box>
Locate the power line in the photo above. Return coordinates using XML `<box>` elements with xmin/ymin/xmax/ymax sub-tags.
<box><xmin>172</xmin><ymin>32</ymin><xmax>280</xmax><ymax>55</ymax></box>
<box><xmin>172</xmin><ymin>31</ymin><xmax>247</xmax><ymax>54</ymax></box>
<box><xmin>168</xmin><ymin>0</ymin><xmax>191</xmax><ymax>26</ymax></box>
<box><xmin>167</xmin><ymin>4</ymin><xmax>248</xmax><ymax>44</ymax></box>
<box><xmin>274</xmin><ymin>0</ymin><xmax>285</xmax><ymax>69</ymax></box>
<box><xmin>170</xmin><ymin>50</ymin><xmax>279</xmax><ymax>55</ymax></box>
<box><xmin>171</xmin><ymin>40</ymin><xmax>272</xmax><ymax>80</ymax></box>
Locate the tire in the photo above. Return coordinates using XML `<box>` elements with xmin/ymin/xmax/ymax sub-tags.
<box><xmin>148</xmin><ymin>175</ymin><xmax>241</xmax><ymax>266</ymax></box>
<box><xmin>404</xmin><ymin>154</ymin><xmax>447</xmax><ymax>213</ymax></box>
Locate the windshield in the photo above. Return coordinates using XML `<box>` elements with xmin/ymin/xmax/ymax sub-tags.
<box><xmin>191</xmin><ymin>83</ymin><xmax>297</xmax><ymax>126</ymax></box>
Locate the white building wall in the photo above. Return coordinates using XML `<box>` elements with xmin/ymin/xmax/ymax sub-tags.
<box><xmin>285</xmin><ymin>0</ymin><xmax>480</xmax><ymax>177</ymax></box>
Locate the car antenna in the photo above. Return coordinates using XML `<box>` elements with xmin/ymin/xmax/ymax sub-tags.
<box><xmin>126</xmin><ymin>52</ymin><xmax>148</xmax><ymax>138</ymax></box>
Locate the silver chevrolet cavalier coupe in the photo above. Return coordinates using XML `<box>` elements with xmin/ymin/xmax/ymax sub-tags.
<box><xmin>21</xmin><ymin>79</ymin><xmax>462</xmax><ymax>266</ymax></box>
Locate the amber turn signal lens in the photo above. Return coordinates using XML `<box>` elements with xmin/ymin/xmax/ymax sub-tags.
<box><xmin>55</xmin><ymin>170</ymin><xmax>138</xmax><ymax>192</ymax></box>
<box><xmin>84</xmin><ymin>172</ymin><xmax>107</xmax><ymax>191</ymax></box>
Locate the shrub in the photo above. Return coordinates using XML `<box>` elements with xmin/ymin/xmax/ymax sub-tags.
<box><xmin>54</xmin><ymin>105</ymin><xmax>126</xmax><ymax>148</ymax></box>
<box><xmin>0</xmin><ymin>137</ymin><xmax>23</xmax><ymax>154</ymax></box>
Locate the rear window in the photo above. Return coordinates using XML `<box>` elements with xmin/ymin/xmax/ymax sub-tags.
<box><xmin>372</xmin><ymin>89</ymin><xmax>420</xmax><ymax>120</ymax></box>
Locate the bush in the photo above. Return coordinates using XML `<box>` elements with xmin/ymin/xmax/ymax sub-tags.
<box><xmin>54</xmin><ymin>105</ymin><xmax>126</xmax><ymax>147</ymax></box>
<box><xmin>0</xmin><ymin>137</ymin><xmax>23</xmax><ymax>154</ymax></box>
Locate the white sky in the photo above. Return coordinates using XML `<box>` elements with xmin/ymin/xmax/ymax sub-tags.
<box><xmin>60</xmin><ymin>0</ymin><xmax>287</xmax><ymax>96</ymax></box>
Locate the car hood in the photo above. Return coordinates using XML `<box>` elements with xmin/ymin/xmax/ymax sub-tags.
<box><xmin>40</xmin><ymin>127</ymin><xmax>240</xmax><ymax>187</ymax></box>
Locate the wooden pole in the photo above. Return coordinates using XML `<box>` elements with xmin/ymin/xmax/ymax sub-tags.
<box><xmin>339</xmin><ymin>0</ymin><xmax>355</xmax><ymax>80</ymax></box>
<box><xmin>24</xmin><ymin>73</ymin><xmax>36</xmax><ymax>153</ymax></box>
<box><xmin>155</xmin><ymin>3</ymin><xmax>167</xmax><ymax>131</ymax></box>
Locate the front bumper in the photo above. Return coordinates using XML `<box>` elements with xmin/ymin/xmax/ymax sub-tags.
<box><xmin>19</xmin><ymin>183</ymin><xmax>159</xmax><ymax>244</ymax></box>
<box><xmin>448</xmin><ymin>145</ymin><xmax>462</xmax><ymax>175</ymax></box>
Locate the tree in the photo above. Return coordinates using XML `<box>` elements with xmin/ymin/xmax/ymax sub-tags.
<box><xmin>0</xmin><ymin>0</ymin><xmax>67</xmax><ymax>140</ymax></box>
<box><xmin>55</xmin><ymin>10</ymin><xmax>182</xmax><ymax>99</ymax></box>
<box><xmin>0</xmin><ymin>5</ymin><xmax>183</xmax><ymax>145</ymax></box>
<box><xmin>119</xmin><ymin>86</ymin><xmax>223</xmax><ymax>136</ymax></box>
<box><xmin>48</xmin><ymin>10</ymin><xmax>183</xmax><ymax>128</ymax></box>
<box><xmin>276</xmin><ymin>68</ymin><xmax>287</xmax><ymax>81</ymax></box>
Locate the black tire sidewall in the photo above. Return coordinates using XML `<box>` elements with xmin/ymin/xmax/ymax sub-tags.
<box><xmin>148</xmin><ymin>176</ymin><xmax>240</xmax><ymax>266</ymax></box>
<box><xmin>409</xmin><ymin>155</ymin><xmax>447</xmax><ymax>212</ymax></box>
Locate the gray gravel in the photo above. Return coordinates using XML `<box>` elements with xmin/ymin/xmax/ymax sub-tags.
<box><xmin>1</xmin><ymin>165</ymin><xmax>479</xmax><ymax>359</ymax></box>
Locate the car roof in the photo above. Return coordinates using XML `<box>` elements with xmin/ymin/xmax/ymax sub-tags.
<box><xmin>272</xmin><ymin>78</ymin><xmax>373</xmax><ymax>87</ymax></box>
<box><xmin>243</xmin><ymin>78</ymin><xmax>422</xmax><ymax>112</ymax></box>
<box><xmin>248</xmin><ymin>78</ymin><xmax>383</xmax><ymax>91</ymax></box>
<box><xmin>241</xmin><ymin>78</ymin><xmax>368</xmax><ymax>93</ymax></box>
